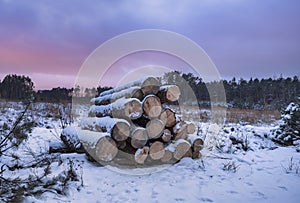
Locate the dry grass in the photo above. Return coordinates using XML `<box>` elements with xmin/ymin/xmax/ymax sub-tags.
<box><xmin>177</xmin><ymin>105</ymin><xmax>280</xmax><ymax>124</ymax></box>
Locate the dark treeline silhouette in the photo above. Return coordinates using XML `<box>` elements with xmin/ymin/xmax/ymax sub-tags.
<box><xmin>0</xmin><ymin>73</ymin><xmax>299</xmax><ymax>110</ymax></box>
<box><xmin>163</xmin><ymin>71</ymin><xmax>300</xmax><ymax>110</ymax></box>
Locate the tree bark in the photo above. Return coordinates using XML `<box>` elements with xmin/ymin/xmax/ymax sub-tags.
<box><xmin>80</xmin><ymin>117</ymin><xmax>130</xmax><ymax>141</ymax></box>
<box><xmin>77</xmin><ymin>129</ymin><xmax>118</xmax><ymax>162</ymax></box>
<box><xmin>91</xmin><ymin>86</ymin><xmax>143</xmax><ymax>105</ymax></box>
<box><xmin>99</xmin><ymin>76</ymin><xmax>160</xmax><ymax>97</ymax></box>
<box><xmin>89</xmin><ymin>98</ymin><xmax>143</xmax><ymax>120</ymax></box>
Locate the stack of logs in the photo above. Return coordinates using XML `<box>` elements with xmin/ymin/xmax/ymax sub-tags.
<box><xmin>78</xmin><ymin>76</ymin><xmax>204</xmax><ymax>166</ymax></box>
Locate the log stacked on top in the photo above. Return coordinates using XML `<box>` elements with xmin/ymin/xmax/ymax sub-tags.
<box><xmin>79</xmin><ymin>76</ymin><xmax>204</xmax><ymax>166</ymax></box>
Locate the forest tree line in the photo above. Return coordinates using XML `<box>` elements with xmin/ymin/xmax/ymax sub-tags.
<box><xmin>0</xmin><ymin>73</ymin><xmax>299</xmax><ymax>110</ymax></box>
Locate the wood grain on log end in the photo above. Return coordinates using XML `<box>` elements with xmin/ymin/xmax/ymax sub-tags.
<box><xmin>131</xmin><ymin>127</ymin><xmax>148</xmax><ymax>149</ymax></box>
<box><xmin>146</xmin><ymin>118</ymin><xmax>165</xmax><ymax>139</ymax></box>
<box><xmin>142</xmin><ymin>95</ymin><xmax>162</xmax><ymax>119</ymax></box>
<box><xmin>160</xmin><ymin>108</ymin><xmax>176</xmax><ymax>128</ymax></box>
<box><xmin>157</xmin><ymin>85</ymin><xmax>181</xmax><ymax>103</ymax></box>
<box><xmin>149</xmin><ymin>141</ymin><xmax>165</xmax><ymax>160</ymax></box>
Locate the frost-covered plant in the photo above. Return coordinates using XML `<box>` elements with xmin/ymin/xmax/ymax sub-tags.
<box><xmin>0</xmin><ymin>102</ymin><xmax>82</xmax><ymax>202</ymax></box>
<box><xmin>281</xmin><ymin>157</ymin><xmax>299</xmax><ymax>174</ymax></box>
<box><xmin>222</xmin><ymin>161</ymin><xmax>239</xmax><ymax>173</ymax></box>
<box><xmin>272</xmin><ymin>98</ymin><xmax>300</xmax><ymax>146</ymax></box>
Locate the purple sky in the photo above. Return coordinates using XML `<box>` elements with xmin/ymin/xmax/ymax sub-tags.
<box><xmin>0</xmin><ymin>0</ymin><xmax>299</xmax><ymax>89</ymax></box>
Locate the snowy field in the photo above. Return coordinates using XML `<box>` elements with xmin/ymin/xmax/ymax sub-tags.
<box><xmin>1</xmin><ymin>102</ymin><xmax>299</xmax><ymax>203</ymax></box>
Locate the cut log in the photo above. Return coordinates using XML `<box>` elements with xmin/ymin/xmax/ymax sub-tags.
<box><xmin>91</xmin><ymin>86</ymin><xmax>143</xmax><ymax>105</ymax></box>
<box><xmin>134</xmin><ymin>146</ymin><xmax>149</xmax><ymax>164</ymax></box>
<box><xmin>116</xmin><ymin>140</ymin><xmax>127</xmax><ymax>150</ymax></box>
<box><xmin>80</xmin><ymin>117</ymin><xmax>130</xmax><ymax>141</ymax></box>
<box><xmin>161</xmin><ymin>129</ymin><xmax>172</xmax><ymax>143</ymax></box>
<box><xmin>130</xmin><ymin>126</ymin><xmax>148</xmax><ymax>149</ymax></box>
<box><xmin>167</xmin><ymin>139</ymin><xmax>191</xmax><ymax>160</ymax></box>
<box><xmin>173</xmin><ymin>122</ymin><xmax>188</xmax><ymax>140</ymax></box>
<box><xmin>187</xmin><ymin>134</ymin><xmax>204</xmax><ymax>152</ymax></box>
<box><xmin>99</xmin><ymin>76</ymin><xmax>160</xmax><ymax>97</ymax></box>
<box><xmin>161</xmin><ymin>149</ymin><xmax>173</xmax><ymax>163</ymax></box>
<box><xmin>192</xmin><ymin>151</ymin><xmax>202</xmax><ymax>159</ymax></box>
<box><xmin>183</xmin><ymin>147</ymin><xmax>193</xmax><ymax>158</ymax></box>
<box><xmin>157</xmin><ymin>85</ymin><xmax>181</xmax><ymax>103</ymax></box>
<box><xmin>60</xmin><ymin>126</ymin><xmax>82</xmax><ymax>150</ymax></box>
<box><xmin>89</xmin><ymin>98</ymin><xmax>143</xmax><ymax>120</ymax></box>
<box><xmin>149</xmin><ymin>141</ymin><xmax>165</xmax><ymax>160</ymax></box>
<box><xmin>159</xmin><ymin>108</ymin><xmax>176</xmax><ymax>128</ymax></box>
<box><xmin>185</xmin><ymin>121</ymin><xmax>196</xmax><ymax>134</ymax></box>
<box><xmin>146</xmin><ymin>118</ymin><xmax>165</xmax><ymax>139</ymax></box>
<box><xmin>142</xmin><ymin>95</ymin><xmax>162</xmax><ymax>118</ymax></box>
<box><xmin>77</xmin><ymin>129</ymin><xmax>118</xmax><ymax>162</ymax></box>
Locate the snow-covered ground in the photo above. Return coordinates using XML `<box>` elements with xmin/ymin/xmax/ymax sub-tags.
<box><xmin>1</xmin><ymin>102</ymin><xmax>299</xmax><ymax>202</ymax></box>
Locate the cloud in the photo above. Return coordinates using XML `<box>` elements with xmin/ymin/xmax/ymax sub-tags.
<box><xmin>0</xmin><ymin>0</ymin><xmax>299</xmax><ymax>89</ymax></box>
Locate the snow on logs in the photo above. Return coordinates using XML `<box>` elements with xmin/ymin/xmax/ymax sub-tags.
<box><xmin>78</xmin><ymin>76</ymin><xmax>203</xmax><ymax>166</ymax></box>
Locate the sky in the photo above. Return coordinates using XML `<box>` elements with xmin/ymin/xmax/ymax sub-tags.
<box><xmin>0</xmin><ymin>0</ymin><xmax>299</xmax><ymax>90</ymax></box>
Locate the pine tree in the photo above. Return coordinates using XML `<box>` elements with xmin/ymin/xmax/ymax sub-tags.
<box><xmin>272</xmin><ymin>97</ymin><xmax>300</xmax><ymax>146</ymax></box>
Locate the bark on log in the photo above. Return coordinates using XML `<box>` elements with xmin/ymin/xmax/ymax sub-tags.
<box><xmin>130</xmin><ymin>126</ymin><xmax>148</xmax><ymax>149</ymax></box>
<box><xmin>159</xmin><ymin>108</ymin><xmax>176</xmax><ymax>128</ymax></box>
<box><xmin>146</xmin><ymin>118</ymin><xmax>165</xmax><ymax>139</ymax></box>
<box><xmin>77</xmin><ymin>129</ymin><xmax>118</xmax><ymax>162</ymax></box>
<box><xmin>134</xmin><ymin>146</ymin><xmax>149</xmax><ymax>164</ymax></box>
<box><xmin>157</xmin><ymin>85</ymin><xmax>181</xmax><ymax>103</ymax></box>
<box><xmin>60</xmin><ymin>126</ymin><xmax>82</xmax><ymax>150</ymax></box>
<box><xmin>89</xmin><ymin>98</ymin><xmax>143</xmax><ymax>120</ymax></box>
<box><xmin>91</xmin><ymin>86</ymin><xmax>143</xmax><ymax>105</ymax></box>
<box><xmin>142</xmin><ymin>95</ymin><xmax>162</xmax><ymax>119</ymax></box>
<box><xmin>80</xmin><ymin>117</ymin><xmax>130</xmax><ymax>141</ymax></box>
<box><xmin>99</xmin><ymin>76</ymin><xmax>160</xmax><ymax>97</ymax></box>
<box><xmin>149</xmin><ymin>141</ymin><xmax>165</xmax><ymax>160</ymax></box>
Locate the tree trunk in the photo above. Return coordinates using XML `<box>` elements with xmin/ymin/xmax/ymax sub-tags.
<box><xmin>159</xmin><ymin>108</ymin><xmax>176</xmax><ymax>128</ymax></box>
<box><xmin>77</xmin><ymin>129</ymin><xmax>118</xmax><ymax>162</ymax></box>
<box><xmin>146</xmin><ymin>118</ymin><xmax>165</xmax><ymax>139</ymax></box>
<box><xmin>99</xmin><ymin>76</ymin><xmax>160</xmax><ymax>97</ymax></box>
<box><xmin>157</xmin><ymin>85</ymin><xmax>181</xmax><ymax>103</ymax></box>
<box><xmin>89</xmin><ymin>98</ymin><xmax>143</xmax><ymax>120</ymax></box>
<box><xmin>134</xmin><ymin>146</ymin><xmax>150</xmax><ymax>164</ymax></box>
<box><xmin>173</xmin><ymin>122</ymin><xmax>188</xmax><ymax>140</ymax></box>
<box><xmin>149</xmin><ymin>141</ymin><xmax>165</xmax><ymax>160</ymax></box>
<box><xmin>187</xmin><ymin>134</ymin><xmax>204</xmax><ymax>152</ymax></box>
<box><xmin>91</xmin><ymin>86</ymin><xmax>143</xmax><ymax>105</ymax></box>
<box><xmin>142</xmin><ymin>95</ymin><xmax>162</xmax><ymax>118</ymax></box>
<box><xmin>166</xmin><ymin>139</ymin><xmax>191</xmax><ymax>160</ymax></box>
<box><xmin>80</xmin><ymin>117</ymin><xmax>130</xmax><ymax>141</ymax></box>
<box><xmin>130</xmin><ymin>126</ymin><xmax>148</xmax><ymax>149</ymax></box>
<box><xmin>161</xmin><ymin>129</ymin><xmax>172</xmax><ymax>143</ymax></box>
<box><xmin>161</xmin><ymin>149</ymin><xmax>173</xmax><ymax>163</ymax></box>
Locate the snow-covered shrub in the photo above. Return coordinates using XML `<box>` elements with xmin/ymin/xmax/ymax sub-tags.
<box><xmin>271</xmin><ymin>99</ymin><xmax>300</xmax><ymax>146</ymax></box>
<box><xmin>216</xmin><ymin>125</ymin><xmax>250</xmax><ymax>153</ymax></box>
